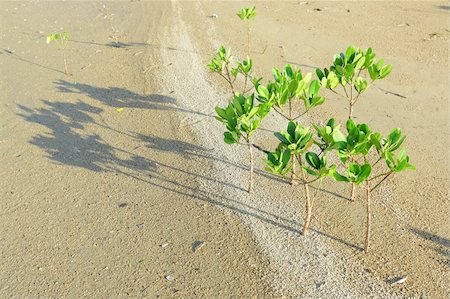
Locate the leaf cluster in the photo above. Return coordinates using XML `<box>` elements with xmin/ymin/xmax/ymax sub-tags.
<box><xmin>215</xmin><ymin>93</ymin><xmax>263</xmax><ymax>144</ymax></box>
<box><xmin>265</xmin><ymin>119</ymin><xmax>414</xmax><ymax>186</ymax></box>
<box><xmin>256</xmin><ymin>64</ymin><xmax>325</xmax><ymax>117</ymax></box>
<box><xmin>237</xmin><ymin>6</ymin><xmax>256</xmax><ymax>21</ymax></box>
<box><xmin>46</xmin><ymin>31</ymin><xmax>69</xmax><ymax>45</ymax></box>
<box><xmin>317</xmin><ymin>46</ymin><xmax>392</xmax><ymax>96</ymax></box>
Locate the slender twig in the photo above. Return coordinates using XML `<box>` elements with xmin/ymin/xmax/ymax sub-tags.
<box><xmin>370</xmin><ymin>172</ymin><xmax>393</xmax><ymax>192</ymax></box>
<box><xmin>342</xmin><ymin>84</ymin><xmax>349</xmax><ymax>98</ymax></box>
<box><xmin>273</xmin><ymin>106</ymin><xmax>291</xmax><ymax>120</ymax></box>
<box><xmin>224</xmin><ymin>64</ymin><xmax>236</xmax><ymax>95</ymax></box>
<box><xmin>372</xmin><ymin>156</ymin><xmax>383</xmax><ymax>167</ymax></box>
<box><xmin>368</xmin><ymin>172</ymin><xmax>391</xmax><ymax>182</ymax></box>
<box><xmin>298</xmin><ymin>155</ymin><xmax>313</xmax><ymax>236</ymax></box>
<box><xmin>330</xmin><ymin>89</ymin><xmax>347</xmax><ymax>100</ymax></box>
<box><xmin>291</xmin><ymin>110</ymin><xmax>308</xmax><ymax>121</ymax></box>
<box><xmin>364</xmin><ymin>179</ymin><xmax>371</xmax><ymax>252</ymax></box>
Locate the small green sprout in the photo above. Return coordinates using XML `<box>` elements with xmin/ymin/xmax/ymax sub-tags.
<box><xmin>46</xmin><ymin>31</ymin><xmax>70</xmax><ymax>75</ymax></box>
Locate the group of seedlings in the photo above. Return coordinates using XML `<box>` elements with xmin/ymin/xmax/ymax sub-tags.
<box><xmin>46</xmin><ymin>4</ymin><xmax>122</xmax><ymax>75</ymax></box>
<box><xmin>209</xmin><ymin>7</ymin><xmax>414</xmax><ymax>252</ymax></box>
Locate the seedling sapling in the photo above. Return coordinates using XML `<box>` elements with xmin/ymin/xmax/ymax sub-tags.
<box><xmin>256</xmin><ymin>64</ymin><xmax>325</xmax><ymax>185</ymax></box>
<box><xmin>329</xmin><ymin>120</ymin><xmax>414</xmax><ymax>252</ymax></box>
<box><xmin>236</xmin><ymin>6</ymin><xmax>256</xmax><ymax>57</ymax></box>
<box><xmin>317</xmin><ymin>45</ymin><xmax>393</xmax><ymax>200</ymax></box>
<box><xmin>266</xmin><ymin>121</ymin><xmax>335</xmax><ymax>235</ymax></box>
<box><xmin>46</xmin><ymin>31</ymin><xmax>70</xmax><ymax>75</ymax></box>
<box><xmin>215</xmin><ymin>93</ymin><xmax>265</xmax><ymax>193</ymax></box>
<box><xmin>209</xmin><ymin>7</ymin><xmax>260</xmax><ymax>97</ymax></box>
<box><xmin>317</xmin><ymin>45</ymin><xmax>392</xmax><ymax>120</ymax></box>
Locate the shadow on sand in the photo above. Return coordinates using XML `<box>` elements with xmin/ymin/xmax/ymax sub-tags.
<box><xmin>16</xmin><ymin>80</ymin><xmax>362</xmax><ymax>251</ymax></box>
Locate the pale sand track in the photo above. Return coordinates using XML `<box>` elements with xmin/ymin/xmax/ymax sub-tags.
<box><xmin>1</xmin><ymin>1</ymin><xmax>448</xmax><ymax>298</ymax></box>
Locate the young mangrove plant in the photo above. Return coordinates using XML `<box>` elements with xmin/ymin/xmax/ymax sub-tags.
<box><xmin>208</xmin><ymin>46</ymin><xmax>258</xmax><ymax>96</ymax></box>
<box><xmin>256</xmin><ymin>64</ymin><xmax>325</xmax><ymax>185</ymax></box>
<box><xmin>266</xmin><ymin>121</ymin><xmax>334</xmax><ymax>235</ymax></box>
<box><xmin>236</xmin><ymin>6</ymin><xmax>256</xmax><ymax>57</ymax></box>
<box><xmin>215</xmin><ymin>93</ymin><xmax>265</xmax><ymax>193</ymax></box>
<box><xmin>209</xmin><ymin>7</ymin><xmax>259</xmax><ymax>97</ymax></box>
<box><xmin>330</xmin><ymin>120</ymin><xmax>414</xmax><ymax>252</ymax></box>
<box><xmin>317</xmin><ymin>45</ymin><xmax>392</xmax><ymax>120</ymax></box>
<box><xmin>317</xmin><ymin>45</ymin><xmax>392</xmax><ymax>200</ymax></box>
<box><xmin>46</xmin><ymin>31</ymin><xmax>70</xmax><ymax>75</ymax></box>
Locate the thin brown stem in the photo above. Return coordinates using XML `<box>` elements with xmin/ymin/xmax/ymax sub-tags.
<box><xmin>290</xmin><ymin>153</ymin><xmax>297</xmax><ymax>186</ymax></box>
<box><xmin>63</xmin><ymin>50</ymin><xmax>69</xmax><ymax>75</ymax></box>
<box><xmin>299</xmin><ymin>156</ymin><xmax>313</xmax><ymax>236</ymax></box>
<box><xmin>364</xmin><ymin>180</ymin><xmax>371</xmax><ymax>253</ymax></box>
<box><xmin>349</xmin><ymin>101</ymin><xmax>354</xmax><ymax>119</ymax></box>
<box><xmin>248</xmin><ymin>141</ymin><xmax>254</xmax><ymax>194</ymax></box>
<box><xmin>224</xmin><ymin>64</ymin><xmax>236</xmax><ymax>95</ymax></box>
<box><xmin>273</xmin><ymin>106</ymin><xmax>290</xmax><ymax>121</ymax></box>
<box><xmin>368</xmin><ymin>172</ymin><xmax>391</xmax><ymax>182</ymax></box>
<box><xmin>350</xmin><ymin>182</ymin><xmax>356</xmax><ymax>201</ymax></box>
<box><xmin>342</xmin><ymin>84</ymin><xmax>349</xmax><ymax>98</ymax></box>
<box><xmin>291</xmin><ymin>110</ymin><xmax>308</xmax><ymax>121</ymax></box>
<box><xmin>370</xmin><ymin>172</ymin><xmax>393</xmax><ymax>192</ymax></box>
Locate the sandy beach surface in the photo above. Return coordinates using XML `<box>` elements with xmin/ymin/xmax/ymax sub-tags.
<box><xmin>1</xmin><ymin>1</ymin><xmax>448</xmax><ymax>298</ymax></box>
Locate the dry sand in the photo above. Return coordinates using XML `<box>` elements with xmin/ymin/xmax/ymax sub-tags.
<box><xmin>1</xmin><ymin>1</ymin><xmax>448</xmax><ymax>298</ymax></box>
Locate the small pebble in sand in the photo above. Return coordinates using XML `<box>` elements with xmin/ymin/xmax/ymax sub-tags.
<box><xmin>161</xmin><ymin>242</ymin><xmax>169</xmax><ymax>248</ymax></box>
<box><xmin>136</xmin><ymin>223</ymin><xmax>144</xmax><ymax>229</ymax></box>
<box><xmin>390</xmin><ymin>276</ymin><xmax>407</xmax><ymax>286</ymax></box>
<box><xmin>165</xmin><ymin>275</ymin><xmax>174</xmax><ymax>281</ymax></box>
<box><xmin>192</xmin><ymin>240</ymin><xmax>206</xmax><ymax>252</ymax></box>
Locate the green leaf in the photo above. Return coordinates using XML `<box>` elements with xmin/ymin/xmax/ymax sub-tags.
<box><xmin>333</xmin><ymin>171</ymin><xmax>349</xmax><ymax>182</ymax></box>
<box><xmin>305</xmin><ymin>152</ymin><xmax>321</xmax><ymax>170</ymax></box>
<box><xmin>316</xmin><ymin>68</ymin><xmax>325</xmax><ymax>80</ymax></box>
<box><xmin>308</xmin><ymin>80</ymin><xmax>320</xmax><ymax>97</ymax></box>
<box><xmin>224</xmin><ymin>132</ymin><xmax>236</xmax><ymax>144</ymax></box>
<box><xmin>356</xmin><ymin>164</ymin><xmax>372</xmax><ymax>184</ymax></box>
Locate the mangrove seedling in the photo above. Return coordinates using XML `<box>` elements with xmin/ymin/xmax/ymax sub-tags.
<box><xmin>317</xmin><ymin>45</ymin><xmax>392</xmax><ymax>119</ymax></box>
<box><xmin>215</xmin><ymin>93</ymin><xmax>264</xmax><ymax>193</ymax></box>
<box><xmin>256</xmin><ymin>64</ymin><xmax>326</xmax><ymax>185</ymax></box>
<box><xmin>266</xmin><ymin>122</ymin><xmax>330</xmax><ymax>235</ymax></box>
<box><xmin>331</xmin><ymin>121</ymin><xmax>414</xmax><ymax>252</ymax></box>
<box><xmin>236</xmin><ymin>6</ymin><xmax>256</xmax><ymax>57</ymax></box>
<box><xmin>317</xmin><ymin>45</ymin><xmax>392</xmax><ymax>199</ymax></box>
<box><xmin>46</xmin><ymin>31</ymin><xmax>70</xmax><ymax>75</ymax></box>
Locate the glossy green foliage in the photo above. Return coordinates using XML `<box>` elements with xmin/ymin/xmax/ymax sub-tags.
<box><xmin>274</xmin><ymin>121</ymin><xmax>314</xmax><ymax>155</ymax></box>
<box><xmin>313</xmin><ymin>118</ymin><xmax>346</xmax><ymax>152</ymax></box>
<box><xmin>371</xmin><ymin>129</ymin><xmax>415</xmax><ymax>172</ymax></box>
<box><xmin>332</xmin><ymin>163</ymin><xmax>372</xmax><ymax>185</ymax></box>
<box><xmin>256</xmin><ymin>64</ymin><xmax>325</xmax><ymax>112</ymax></box>
<box><xmin>215</xmin><ymin>93</ymin><xmax>262</xmax><ymax>144</ymax></box>
<box><xmin>231</xmin><ymin>56</ymin><xmax>252</xmax><ymax>77</ymax></box>
<box><xmin>317</xmin><ymin>45</ymin><xmax>391</xmax><ymax>95</ymax></box>
<box><xmin>237</xmin><ymin>6</ymin><xmax>256</xmax><ymax>20</ymax></box>
<box><xmin>265</xmin><ymin>147</ymin><xmax>292</xmax><ymax>175</ymax></box>
<box><xmin>303</xmin><ymin>152</ymin><xmax>336</xmax><ymax>177</ymax></box>
<box><xmin>368</xmin><ymin>59</ymin><xmax>393</xmax><ymax>81</ymax></box>
<box><xmin>46</xmin><ymin>31</ymin><xmax>69</xmax><ymax>44</ymax></box>
<box><xmin>335</xmin><ymin>119</ymin><xmax>373</xmax><ymax>163</ymax></box>
<box><xmin>208</xmin><ymin>46</ymin><xmax>232</xmax><ymax>73</ymax></box>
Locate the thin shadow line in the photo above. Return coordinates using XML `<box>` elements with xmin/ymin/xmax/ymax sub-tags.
<box><xmin>2</xmin><ymin>49</ymin><xmax>65</xmax><ymax>74</ymax></box>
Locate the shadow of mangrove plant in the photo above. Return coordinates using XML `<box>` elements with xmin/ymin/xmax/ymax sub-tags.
<box><xmin>54</xmin><ymin>80</ymin><xmax>211</xmax><ymax>118</ymax></box>
<box><xmin>410</xmin><ymin>227</ymin><xmax>450</xmax><ymax>266</ymax></box>
<box><xmin>16</xmin><ymin>84</ymin><xmax>360</xmax><ymax>251</ymax></box>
